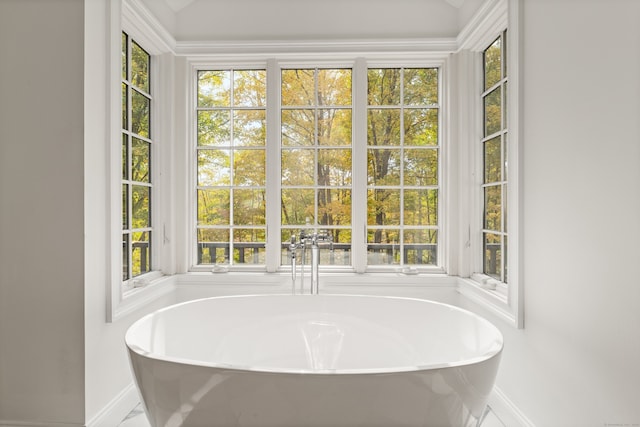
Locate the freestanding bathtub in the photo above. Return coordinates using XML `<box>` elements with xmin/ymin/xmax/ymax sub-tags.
<box><xmin>126</xmin><ymin>294</ymin><xmax>503</xmax><ymax>427</ymax></box>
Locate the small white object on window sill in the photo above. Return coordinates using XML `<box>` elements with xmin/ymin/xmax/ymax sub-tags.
<box><xmin>470</xmin><ymin>273</ymin><xmax>499</xmax><ymax>290</ymax></box>
<box><xmin>398</xmin><ymin>267</ymin><xmax>419</xmax><ymax>275</ymax></box>
<box><xmin>212</xmin><ymin>264</ymin><xmax>229</xmax><ymax>273</ymax></box>
<box><xmin>132</xmin><ymin>278</ymin><xmax>150</xmax><ymax>288</ymax></box>
<box><xmin>480</xmin><ymin>278</ymin><xmax>499</xmax><ymax>290</ymax></box>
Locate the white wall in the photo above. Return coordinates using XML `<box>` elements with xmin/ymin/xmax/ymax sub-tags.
<box><xmin>83</xmin><ymin>3</ymin><xmax>177</xmax><ymax>425</ymax></box>
<box><xmin>0</xmin><ymin>1</ymin><xmax>175</xmax><ymax>425</ymax></box>
<box><xmin>0</xmin><ymin>0</ymin><xmax>86</xmax><ymax>425</ymax></box>
<box><xmin>460</xmin><ymin>0</ymin><xmax>640</xmax><ymax>425</ymax></box>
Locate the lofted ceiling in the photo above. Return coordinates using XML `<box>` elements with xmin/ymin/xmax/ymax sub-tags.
<box><xmin>164</xmin><ymin>0</ymin><xmax>467</xmax><ymax>13</ymax></box>
<box><xmin>141</xmin><ymin>0</ymin><xmax>484</xmax><ymax>42</ymax></box>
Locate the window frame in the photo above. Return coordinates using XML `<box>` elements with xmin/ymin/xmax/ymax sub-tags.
<box><xmin>479</xmin><ymin>30</ymin><xmax>508</xmax><ymax>286</ymax></box>
<box><xmin>107</xmin><ymin>0</ymin><xmax>174</xmax><ymax>322</ymax></box>
<box><xmin>108</xmin><ymin>0</ymin><xmax>521</xmax><ymax>328</ymax></box>
<box><xmin>187</xmin><ymin>58</ymin><xmax>449</xmax><ymax>275</ymax></box>
<box><xmin>121</xmin><ymin>31</ymin><xmax>155</xmax><ymax>287</ymax></box>
<box><xmin>457</xmin><ymin>0</ymin><xmax>523</xmax><ymax>328</ymax></box>
<box><xmin>195</xmin><ymin>68</ymin><xmax>269</xmax><ymax>268</ymax></box>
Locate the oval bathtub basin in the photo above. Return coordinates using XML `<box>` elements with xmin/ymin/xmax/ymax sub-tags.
<box><xmin>126</xmin><ymin>294</ymin><xmax>503</xmax><ymax>427</ymax></box>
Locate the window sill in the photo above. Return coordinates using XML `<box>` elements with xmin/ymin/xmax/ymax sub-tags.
<box><xmin>108</xmin><ymin>274</ymin><xmax>176</xmax><ymax>322</ymax></box>
<box><xmin>107</xmin><ymin>271</ymin><xmax>520</xmax><ymax>328</ymax></box>
<box><xmin>457</xmin><ymin>276</ymin><xmax>520</xmax><ymax>327</ymax></box>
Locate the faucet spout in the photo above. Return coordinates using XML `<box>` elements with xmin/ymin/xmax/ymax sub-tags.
<box><xmin>293</xmin><ymin>230</ymin><xmax>332</xmax><ymax>295</ymax></box>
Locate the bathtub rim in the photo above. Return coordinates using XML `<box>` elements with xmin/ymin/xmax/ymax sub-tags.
<box><xmin>125</xmin><ymin>293</ymin><xmax>504</xmax><ymax>375</ymax></box>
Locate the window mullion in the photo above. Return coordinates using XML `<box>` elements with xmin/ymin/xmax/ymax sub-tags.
<box><xmin>352</xmin><ymin>58</ymin><xmax>368</xmax><ymax>273</ymax></box>
<box><xmin>265</xmin><ymin>59</ymin><xmax>281</xmax><ymax>272</ymax></box>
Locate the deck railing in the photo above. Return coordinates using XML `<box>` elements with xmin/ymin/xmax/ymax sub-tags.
<box><xmin>131</xmin><ymin>241</ymin><xmax>500</xmax><ymax>273</ymax></box>
<box><xmin>196</xmin><ymin>242</ymin><xmax>439</xmax><ymax>266</ymax></box>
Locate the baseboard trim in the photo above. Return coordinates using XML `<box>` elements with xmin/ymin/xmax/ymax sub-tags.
<box><xmin>85</xmin><ymin>383</ymin><xmax>140</xmax><ymax>427</ymax></box>
<box><xmin>0</xmin><ymin>422</ymin><xmax>82</xmax><ymax>427</ymax></box>
<box><xmin>489</xmin><ymin>386</ymin><xmax>536</xmax><ymax>427</ymax></box>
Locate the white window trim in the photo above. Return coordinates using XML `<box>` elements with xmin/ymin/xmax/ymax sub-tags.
<box><xmin>106</xmin><ymin>0</ymin><xmax>175</xmax><ymax>322</ymax></box>
<box><xmin>185</xmin><ymin>56</ymin><xmax>450</xmax><ymax>275</ymax></box>
<box><xmin>457</xmin><ymin>0</ymin><xmax>524</xmax><ymax>328</ymax></box>
<box><xmin>105</xmin><ymin>0</ymin><xmax>523</xmax><ymax>328</ymax></box>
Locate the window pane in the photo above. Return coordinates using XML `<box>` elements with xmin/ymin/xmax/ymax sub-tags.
<box><xmin>368</xmin><ymin>109</ymin><xmax>400</xmax><ymax>146</ymax></box>
<box><xmin>404</xmin><ymin>68</ymin><xmax>438</xmax><ymax>105</ymax></box>
<box><xmin>282</xmin><ymin>228</ymin><xmax>350</xmax><ymax>266</ymax></box>
<box><xmin>368</xmin><ymin>149</ymin><xmax>400</xmax><ymax>186</ymax></box>
<box><xmin>234</xmin><ymin>229</ymin><xmax>266</xmax><ymax>264</ymax></box>
<box><xmin>484</xmin><ymin>37</ymin><xmax>502</xmax><ymax>91</ymax></box>
<box><xmin>197</xmin><ymin>228</ymin><xmax>229</xmax><ymax>264</ymax></box>
<box><xmin>131</xmin><ymin>41</ymin><xmax>150</xmax><ymax>93</ymax></box>
<box><xmin>324</xmin><ymin>229</ymin><xmax>351</xmax><ymax>266</ymax></box>
<box><xmin>368</xmin><ymin>68</ymin><xmax>400</xmax><ymax>105</ymax></box>
<box><xmin>404</xmin><ymin>229</ymin><xmax>437</xmax><ymax>265</ymax></box>
<box><xmin>404</xmin><ymin>189</ymin><xmax>438</xmax><ymax>226</ymax></box>
<box><xmin>404</xmin><ymin>108</ymin><xmax>438</xmax><ymax>146</ymax></box>
<box><xmin>233</xmin><ymin>149</ymin><xmax>265</xmax><ymax>186</ymax></box>
<box><xmin>198</xmin><ymin>110</ymin><xmax>230</xmax><ymax>146</ymax></box>
<box><xmin>484</xmin><ymin>136</ymin><xmax>501</xmax><ymax>183</ymax></box>
<box><xmin>131</xmin><ymin>231</ymin><xmax>150</xmax><ymax>277</ymax></box>
<box><xmin>197</xmin><ymin>149</ymin><xmax>230</xmax><ymax>186</ymax></box>
<box><xmin>404</xmin><ymin>148</ymin><xmax>438</xmax><ymax>186</ymax></box>
<box><xmin>233</xmin><ymin>70</ymin><xmax>266</xmax><ymax>107</ymax></box>
<box><xmin>318</xmin><ymin>109</ymin><xmax>351</xmax><ymax>146</ymax></box>
<box><xmin>122</xmin><ymin>184</ymin><xmax>129</xmax><ymax>229</ymax></box>
<box><xmin>318</xmin><ymin>149</ymin><xmax>351</xmax><ymax>186</ymax></box>
<box><xmin>281</xmin><ymin>189</ymin><xmax>315</xmax><ymax>225</ymax></box>
<box><xmin>318</xmin><ymin>69</ymin><xmax>352</xmax><ymax>106</ymax></box>
<box><xmin>122</xmin><ymin>234</ymin><xmax>129</xmax><ymax>281</ymax></box>
<box><xmin>122</xmin><ymin>134</ymin><xmax>128</xmax><ymax>179</ymax></box>
<box><xmin>502</xmin><ymin>31</ymin><xmax>508</xmax><ymax>78</ymax></box>
<box><xmin>198</xmin><ymin>70</ymin><xmax>230</xmax><ymax>107</ymax></box>
<box><xmin>233</xmin><ymin>110</ymin><xmax>266</xmax><ymax>147</ymax></box>
<box><xmin>132</xmin><ymin>185</ymin><xmax>150</xmax><ymax>228</ymax></box>
<box><xmin>233</xmin><ymin>189</ymin><xmax>266</xmax><ymax>225</ymax></box>
<box><xmin>121</xmin><ymin>32</ymin><xmax>128</xmax><ymax>81</ymax></box>
<box><xmin>367</xmin><ymin>228</ymin><xmax>400</xmax><ymax>265</ymax></box>
<box><xmin>484</xmin><ymin>185</ymin><xmax>501</xmax><ymax>231</ymax></box>
<box><xmin>131</xmin><ymin>90</ymin><xmax>150</xmax><ymax>138</ymax></box>
<box><xmin>503</xmin><ymin>183</ymin><xmax>508</xmax><ymax>233</ymax></box>
<box><xmin>484</xmin><ymin>86</ymin><xmax>501</xmax><ymax>137</ymax></box>
<box><xmin>367</xmin><ymin>189</ymin><xmax>400</xmax><ymax>226</ymax></box>
<box><xmin>198</xmin><ymin>189</ymin><xmax>230</xmax><ymax>225</ymax></box>
<box><xmin>483</xmin><ymin>232</ymin><xmax>502</xmax><ymax>279</ymax></box>
<box><xmin>281</xmin><ymin>149</ymin><xmax>314</xmax><ymax>186</ymax></box>
<box><xmin>132</xmin><ymin>137</ymin><xmax>150</xmax><ymax>183</ymax></box>
<box><xmin>282</xmin><ymin>69</ymin><xmax>315</xmax><ymax>105</ymax></box>
<box><xmin>318</xmin><ymin>189</ymin><xmax>351</xmax><ymax>226</ymax></box>
<box><xmin>121</xmin><ymin>83</ymin><xmax>128</xmax><ymax>130</ymax></box>
<box><xmin>282</xmin><ymin>109</ymin><xmax>314</xmax><ymax>146</ymax></box>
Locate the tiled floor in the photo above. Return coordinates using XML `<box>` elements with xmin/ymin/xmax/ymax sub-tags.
<box><xmin>119</xmin><ymin>404</ymin><xmax>506</xmax><ymax>426</ymax></box>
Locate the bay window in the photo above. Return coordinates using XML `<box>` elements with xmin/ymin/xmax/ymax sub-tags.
<box><xmin>193</xmin><ymin>64</ymin><xmax>441</xmax><ymax>272</ymax></box>
<box><xmin>111</xmin><ymin>0</ymin><xmax>522</xmax><ymax>327</ymax></box>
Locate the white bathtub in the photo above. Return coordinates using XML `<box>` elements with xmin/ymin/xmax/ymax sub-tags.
<box><xmin>126</xmin><ymin>294</ymin><xmax>503</xmax><ymax>427</ymax></box>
